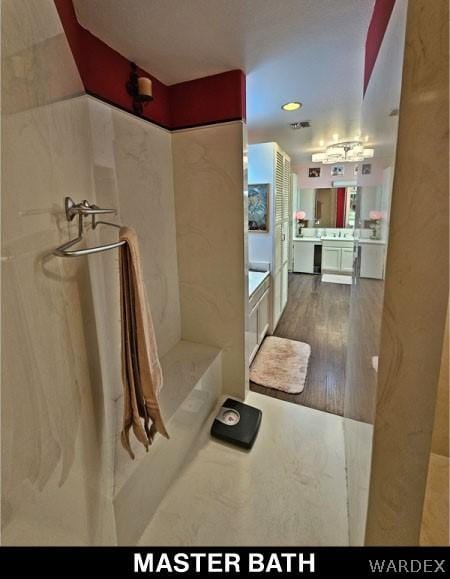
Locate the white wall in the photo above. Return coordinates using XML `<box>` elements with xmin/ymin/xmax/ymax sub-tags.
<box><xmin>360</xmin><ymin>186</ymin><xmax>381</xmax><ymax>221</ymax></box>
<box><xmin>293</xmin><ymin>158</ymin><xmax>388</xmax><ymax>189</ymax></box>
<box><xmin>248</xmin><ymin>143</ymin><xmax>274</xmax><ymax>267</ymax></box>
<box><xmin>297</xmin><ymin>188</ymin><xmax>315</xmax><ymax>224</ymax></box>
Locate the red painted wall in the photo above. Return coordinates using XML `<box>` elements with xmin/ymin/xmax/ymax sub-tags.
<box><xmin>170</xmin><ymin>70</ymin><xmax>246</xmax><ymax>129</ymax></box>
<box><xmin>336</xmin><ymin>188</ymin><xmax>346</xmax><ymax>228</ymax></box>
<box><xmin>54</xmin><ymin>0</ymin><xmax>245</xmax><ymax>130</ymax></box>
<box><xmin>364</xmin><ymin>0</ymin><xmax>396</xmax><ymax>95</ymax></box>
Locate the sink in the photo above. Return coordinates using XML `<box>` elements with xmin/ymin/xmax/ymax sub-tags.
<box><xmin>321</xmin><ymin>235</ymin><xmax>354</xmax><ymax>242</ymax></box>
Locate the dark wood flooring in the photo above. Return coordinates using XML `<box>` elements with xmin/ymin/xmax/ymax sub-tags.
<box><xmin>250</xmin><ymin>273</ymin><xmax>351</xmax><ymax>416</ymax></box>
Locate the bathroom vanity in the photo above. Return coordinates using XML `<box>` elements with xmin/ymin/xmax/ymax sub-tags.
<box><xmin>358</xmin><ymin>239</ymin><xmax>386</xmax><ymax>279</ymax></box>
<box><xmin>292</xmin><ymin>232</ymin><xmax>386</xmax><ymax>279</ymax></box>
<box><xmin>248</xmin><ymin>271</ymin><xmax>271</xmax><ymax>363</ymax></box>
<box><xmin>293</xmin><ymin>229</ymin><xmax>355</xmax><ymax>275</ymax></box>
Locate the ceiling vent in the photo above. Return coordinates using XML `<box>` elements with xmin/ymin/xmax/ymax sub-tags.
<box><xmin>290</xmin><ymin>121</ymin><xmax>311</xmax><ymax>129</ymax></box>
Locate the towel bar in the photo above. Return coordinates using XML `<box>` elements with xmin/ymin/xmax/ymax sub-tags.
<box><xmin>54</xmin><ymin>197</ymin><xmax>126</xmax><ymax>257</ymax></box>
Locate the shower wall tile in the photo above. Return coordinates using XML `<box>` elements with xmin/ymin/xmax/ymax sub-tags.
<box><xmin>365</xmin><ymin>0</ymin><xmax>449</xmax><ymax>545</ymax></box>
<box><xmin>1</xmin><ymin>0</ymin><xmax>116</xmax><ymax>545</ymax></box>
<box><xmin>172</xmin><ymin>122</ymin><xmax>247</xmax><ymax>398</ymax></box>
<box><xmin>343</xmin><ymin>0</ymin><xmax>408</xmax><ymax>546</ymax></box>
<box><xmin>2</xmin><ymin>0</ymin><xmax>183</xmax><ymax>545</ymax></box>
<box><xmin>85</xmin><ymin>98</ymin><xmax>183</xmax><ymax>500</ymax></box>
<box><xmin>343</xmin><ymin>419</ymin><xmax>373</xmax><ymax>545</ymax></box>
<box><xmin>2</xmin><ymin>0</ymin><xmax>83</xmax><ymax>116</ymax></box>
<box><xmin>110</xmin><ymin>105</ymin><xmax>182</xmax><ymax>358</ymax></box>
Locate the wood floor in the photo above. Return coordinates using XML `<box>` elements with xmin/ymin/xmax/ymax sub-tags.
<box><xmin>250</xmin><ymin>273</ymin><xmax>351</xmax><ymax>416</ymax></box>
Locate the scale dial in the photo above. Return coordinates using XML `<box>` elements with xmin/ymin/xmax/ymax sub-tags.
<box><xmin>216</xmin><ymin>407</ymin><xmax>240</xmax><ymax>426</ymax></box>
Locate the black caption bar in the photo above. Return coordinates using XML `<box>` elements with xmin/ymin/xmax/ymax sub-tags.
<box><xmin>0</xmin><ymin>547</ymin><xmax>448</xmax><ymax>577</ymax></box>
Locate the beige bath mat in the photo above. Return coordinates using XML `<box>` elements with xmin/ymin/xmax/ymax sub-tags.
<box><xmin>250</xmin><ymin>336</ymin><xmax>311</xmax><ymax>394</ymax></box>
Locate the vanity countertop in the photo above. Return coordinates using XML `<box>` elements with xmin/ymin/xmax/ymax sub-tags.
<box><xmin>357</xmin><ymin>238</ymin><xmax>386</xmax><ymax>245</ymax></box>
<box><xmin>293</xmin><ymin>236</ymin><xmax>386</xmax><ymax>245</ymax></box>
<box><xmin>293</xmin><ymin>236</ymin><xmax>320</xmax><ymax>242</ymax></box>
<box><xmin>293</xmin><ymin>235</ymin><xmax>354</xmax><ymax>242</ymax></box>
<box><xmin>249</xmin><ymin>270</ymin><xmax>270</xmax><ymax>298</ymax></box>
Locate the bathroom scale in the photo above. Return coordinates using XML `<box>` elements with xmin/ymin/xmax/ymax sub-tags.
<box><xmin>210</xmin><ymin>398</ymin><xmax>262</xmax><ymax>449</ymax></box>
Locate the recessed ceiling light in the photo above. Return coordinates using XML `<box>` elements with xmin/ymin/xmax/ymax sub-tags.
<box><xmin>364</xmin><ymin>135</ymin><xmax>369</xmax><ymax>142</ymax></box>
<box><xmin>319</xmin><ymin>140</ymin><xmax>324</xmax><ymax>147</ymax></box>
<box><xmin>281</xmin><ymin>101</ymin><xmax>302</xmax><ymax>111</ymax></box>
<box><xmin>332</xmin><ymin>133</ymin><xmax>339</xmax><ymax>142</ymax></box>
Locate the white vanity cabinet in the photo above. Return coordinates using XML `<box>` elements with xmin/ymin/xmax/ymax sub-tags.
<box><xmin>293</xmin><ymin>240</ymin><xmax>315</xmax><ymax>273</ymax></box>
<box><xmin>360</xmin><ymin>242</ymin><xmax>386</xmax><ymax>279</ymax></box>
<box><xmin>248</xmin><ymin>275</ymin><xmax>271</xmax><ymax>363</ymax></box>
<box><xmin>341</xmin><ymin>247</ymin><xmax>354</xmax><ymax>272</ymax></box>
<box><xmin>321</xmin><ymin>240</ymin><xmax>354</xmax><ymax>273</ymax></box>
<box><xmin>248</xmin><ymin>305</ymin><xmax>259</xmax><ymax>364</ymax></box>
<box><xmin>322</xmin><ymin>246</ymin><xmax>341</xmax><ymax>271</ymax></box>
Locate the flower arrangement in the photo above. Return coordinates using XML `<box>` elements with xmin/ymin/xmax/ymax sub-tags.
<box><xmin>295</xmin><ymin>210</ymin><xmax>307</xmax><ymax>237</ymax></box>
<box><xmin>369</xmin><ymin>210</ymin><xmax>382</xmax><ymax>239</ymax></box>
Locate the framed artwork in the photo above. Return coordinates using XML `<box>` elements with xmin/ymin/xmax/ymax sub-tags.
<box><xmin>248</xmin><ymin>183</ymin><xmax>270</xmax><ymax>232</ymax></box>
<box><xmin>309</xmin><ymin>167</ymin><xmax>321</xmax><ymax>178</ymax></box>
<box><xmin>331</xmin><ymin>164</ymin><xmax>345</xmax><ymax>177</ymax></box>
<box><xmin>362</xmin><ymin>163</ymin><xmax>372</xmax><ymax>175</ymax></box>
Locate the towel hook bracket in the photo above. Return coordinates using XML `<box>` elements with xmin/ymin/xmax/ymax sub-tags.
<box><xmin>65</xmin><ymin>196</ymin><xmax>77</xmax><ymax>221</ymax></box>
<box><xmin>54</xmin><ymin>197</ymin><xmax>125</xmax><ymax>257</ymax></box>
<box><xmin>64</xmin><ymin>196</ymin><xmax>118</xmax><ymax>221</ymax></box>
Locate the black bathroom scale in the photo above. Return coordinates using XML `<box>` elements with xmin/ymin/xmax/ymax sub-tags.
<box><xmin>210</xmin><ymin>398</ymin><xmax>262</xmax><ymax>449</ymax></box>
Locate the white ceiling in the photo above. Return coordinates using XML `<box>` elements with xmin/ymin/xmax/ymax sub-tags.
<box><xmin>74</xmin><ymin>0</ymin><xmax>376</xmax><ymax>164</ymax></box>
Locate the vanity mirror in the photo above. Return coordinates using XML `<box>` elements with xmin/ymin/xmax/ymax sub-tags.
<box><xmin>295</xmin><ymin>186</ymin><xmax>357</xmax><ymax>231</ymax></box>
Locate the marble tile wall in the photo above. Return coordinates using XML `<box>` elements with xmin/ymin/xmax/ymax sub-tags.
<box><xmin>172</xmin><ymin>123</ymin><xmax>248</xmax><ymax>399</ymax></box>
<box><xmin>420</xmin><ymin>453</ymin><xmax>449</xmax><ymax>545</ymax></box>
<box><xmin>1</xmin><ymin>0</ymin><xmax>116</xmax><ymax>545</ymax></box>
<box><xmin>430</xmin><ymin>305</ymin><xmax>449</xmax><ymax>458</ymax></box>
<box><xmin>419</xmin><ymin>303</ymin><xmax>449</xmax><ymax>545</ymax></box>
<box><xmin>2</xmin><ymin>0</ymin><xmax>185</xmax><ymax>545</ymax></box>
<box><xmin>84</xmin><ymin>97</ymin><xmax>184</xmax><ymax>519</ymax></box>
<box><xmin>343</xmin><ymin>0</ymin><xmax>408</xmax><ymax>545</ymax></box>
<box><xmin>365</xmin><ymin>0</ymin><xmax>449</xmax><ymax>545</ymax></box>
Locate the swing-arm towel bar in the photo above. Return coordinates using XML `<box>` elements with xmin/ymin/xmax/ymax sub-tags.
<box><xmin>53</xmin><ymin>197</ymin><xmax>126</xmax><ymax>257</ymax></box>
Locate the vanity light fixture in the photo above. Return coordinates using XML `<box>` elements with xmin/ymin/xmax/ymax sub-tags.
<box><xmin>126</xmin><ymin>62</ymin><xmax>153</xmax><ymax>116</ymax></box>
<box><xmin>282</xmin><ymin>101</ymin><xmax>302</xmax><ymax>111</ymax></box>
<box><xmin>312</xmin><ymin>140</ymin><xmax>374</xmax><ymax>164</ymax></box>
